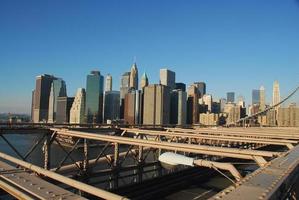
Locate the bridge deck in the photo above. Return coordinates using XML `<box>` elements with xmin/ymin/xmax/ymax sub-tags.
<box><xmin>0</xmin><ymin>161</ymin><xmax>86</xmax><ymax>200</ymax></box>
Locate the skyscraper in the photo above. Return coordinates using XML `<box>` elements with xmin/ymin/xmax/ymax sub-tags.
<box><xmin>259</xmin><ymin>86</ymin><xmax>266</xmax><ymax>111</ymax></box>
<box><xmin>32</xmin><ymin>74</ymin><xmax>57</xmax><ymax>123</ymax></box>
<box><xmin>252</xmin><ymin>89</ymin><xmax>260</xmax><ymax>105</ymax></box>
<box><xmin>160</xmin><ymin>69</ymin><xmax>175</xmax><ymax>90</ymax></box>
<box><xmin>202</xmin><ymin>94</ymin><xmax>212</xmax><ymax>112</ymax></box>
<box><xmin>175</xmin><ymin>83</ymin><xmax>186</xmax><ymax>92</ymax></box>
<box><xmin>124</xmin><ymin>90</ymin><xmax>142</xmax><ymax>124</ymax></box>
<box><xmin>143</xmin><ymin>84</ymin><xmax>171</xmax><ymax>125</ymax></box>
<box><xmin>227</xmin><ymin>92</ymin><xmax>235</xmax><ymax>103</ymax></box>
<box><xmin>272</xmin><ymin>80</ymin><xmax>280</xmax><ymax>107</ymax></box>
<box><xmin>56</xmin><ymin>97</ymin><xmax>74</xmax><ymax>124</ymax></box>
<box><xmin>194</xmin><ymin>82</ymin><xmax>206</xmax><ymax>97</ymax></box>
<box><xmin>187</xmin><ymin>85</ymin><xmax>199</xmax><ymax>124</ymax></box>
<box><xmin>129</xmin><ymin>63</ymin><xmax>138</xmax><ymax>89</ymax></box>
<box><xmin>140</xmin><ymin>72</ymin><xmax>149</xmax><ymax>89</ymax></box>
<box><xmin>85</xmin><ymin>71</ymin><xmax>104</xmax><ymax>123</ymax></box>
<box><xmin>104</xmin><ymin>91</ymin><xmax>120</xmax><ymax>122</ymax></box>
<box><xmin>170</xmin><ymin>90</ymin><xmax>187</xmax><ymax>125</ymax></box>
<box><xmin>105</xmin><ymin>74</ymin><xmax>112</xmax><ymax>92</ymax></box>
<box><xmin>70</xmin><ymin>88</ymin><xmax>86</xmax><ymax>124</ymax></box>
<box><xmin>48</xmin><ymin>78</ymin><xmax>67</xmax><ymax>123</ymax></box>
<box><xmin>120</xmin><ymin>72</ymin><xmax>131</xmax><ymax>119</ymax></box>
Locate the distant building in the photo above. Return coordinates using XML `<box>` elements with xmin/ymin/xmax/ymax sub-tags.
<box><xmin>226</xmin><ymin>92</ymin><xmax>235</xmax><ymax>103</ymax></box>
<box><xmin>160</xmin><ymin>69</ymin><xmax>175</xmax><ymax>90</ymax></box>
<box><xmin>124</xmin><ymin>90</ymin><xmax>142</xmax><ymax>124</ymax></box>
<box><xmin>175</xmin><ymin>83</ymin><xmax>186</xmax><ymax>92</ymax></box>
<box><xmin>212</xmin><ymin>101</ymin><xmax>221</xmax><ymax>114</ymax></box>
<box><xmin>120</xmin><ymin>72</ymin><xmax>131</xmax><ymax>119</ymax></box>
<box><xmin>277</xmin><ymin>103</ymin><xmax>299</xmax><ymax>127</ymax></box>
<box><xmin>85</xmin><ymin>71</ymin><xmax>104</xmax><ymax>123</ymax></box>
<box><xmin>194</xmin><ymin>82</ymin><xmax>206</xmax><ymax>97</ymax></box>
<box><xmin>143</xmin><ymin>84</ymin><xmax>170</xmax><ymax>125</ymax></box>
<box><xmin>170</xmin><ymin>90</ymin><xmax>187</xmax><ymax>125</ymax></box>
<box><xmin>104</xmin><ymin>91</ymin><xmax>120</xmax><ymax>122</ymax></box>
<box><xmin>224</xmin><ymin>103</ymin><xmax>241</xmax><ymax>125</ymax></box>
<box><xmin>32</xmin><ymin>74</ymin><xmax>57</xmax><ymax>122</ymax></box>
<box><xmin>199</xmin><ymin>113</ymin><xmax>219</xmax><ymax>126</ymax></box>
<box><xmin>252</xmin><ymin>89</ymin><xmax>260</xmax><ymax>105</ymax></box>
<box><xmin>48</xmin><ymin>79</ymin><xmax>67</xmax><ymax>123</ymax></box>
<box><xmin>259</xmin><ymin>86</ymin><xmax>266</xmax><ymax>111</ymax></box>
<box><xmin>56</xmin><ymin>97</ymin><xmax>74</xmax><ymax>124</ymax></box>
<box><xmin>70</xmin><ymin>88</ymin><xmax>86</xmax><ymax>124</ymax></box>
<box><xmin>237</xmin><ymin>96</ymin><xmax>245</xmax><ymax>108</ymax></box>
<box><xmin>129</xmin><ymin>63</ymin><xmax>138</xmax><ymax>90</ymax></box>
<box><xmin>105</xmin><ymin>74</ymin><xmax>112</xmax><ymax>92</ymax></box>
<box><xmin>187</xmin><ymin>85</ymin><xmax>199</xmax><ymax>124</ymax></box>
<box><xmin>202</xmin><ymin>94</ymin><xmax>212</xmax><ymax>112</ymax></box>
<box><xmin>140</xmin><ymin>72</ymin><xmax>149</xmax><ymax>89</ymax></box>
<box><xmin>272</xmin><ymin>80</ymin><xmax>280</xmax><ymax>107</ymax></box>
<box><xmin>219</xmin><ymin>98</ymin><xmax>227</xmax><ymax>113</ymax></box>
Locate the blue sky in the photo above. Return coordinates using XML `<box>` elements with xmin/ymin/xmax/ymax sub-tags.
<box><xmin>0</xmin><ymin>0</ymin><xmax>299</xmax><ymax>113</ymax></box>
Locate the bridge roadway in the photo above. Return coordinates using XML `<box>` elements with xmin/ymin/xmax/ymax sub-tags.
<box><xmin>51</xmin><ymin>128</ymin><xmax>281</xmax><ymax>165</ymax></box>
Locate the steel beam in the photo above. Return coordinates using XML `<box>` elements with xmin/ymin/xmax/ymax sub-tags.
<box><xmin>51</xmin><ymin>129</ymin><xmax>280</xmax><ymax>164</ymax></box>
<box><xmin>0</xmin><ymin>152</ymin><xmax>128</xmax><ymax>200</ymax></box>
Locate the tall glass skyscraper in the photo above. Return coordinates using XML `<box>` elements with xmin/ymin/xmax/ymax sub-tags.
<box><xmin>85</xmin><ymin>71</ymin><xmax>104</xmax><ymax>123</ymax></box>
<box><xmin>252</xmin><ymin>89</ymin><xmax>260</xmax><ymax>105</ymax></box>
<box><xmin>227</xmin><ymin>92</ymin><xmax>235</xmax><ymax>103</ymax></box>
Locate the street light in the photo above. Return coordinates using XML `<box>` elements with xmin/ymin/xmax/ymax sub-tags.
<box><xmin>158</xmin><ymin>152</ymin><xmax>242</xmax><ymax>182</ymax></box>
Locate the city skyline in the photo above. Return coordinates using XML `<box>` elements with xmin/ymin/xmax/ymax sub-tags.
<box><xmin>1</xmin><ymin>0</ymin><xmax>299</xmax><ymax>113</ymax></box>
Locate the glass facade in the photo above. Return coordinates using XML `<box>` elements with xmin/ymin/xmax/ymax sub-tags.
<box><xmin>85</xmin><ymin>71</ymin><xmax>104</xmax><ymax>123</ymax></box>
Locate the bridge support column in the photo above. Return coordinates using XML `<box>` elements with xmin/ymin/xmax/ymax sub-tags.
<box><xmin>110</xmin><ymin>143</ymin><xmax>119</xmax><ymax>189</ymax></box>
<box><xmin>83</xmin><ymin>138</ymin><xmax>89</xmax><ymax>173</ymax></box>
<box><xmin>43</xmin><ymin>135</ymin><xmax>51</xmax><ymax>170</ymax></box>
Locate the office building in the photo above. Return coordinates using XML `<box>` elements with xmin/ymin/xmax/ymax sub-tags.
<box><xmin>140</xmin><ymin>72</ymin><xmax>149</xmax><ymax>89</ymax></box>
<box><xmin>187</xmin><ymin>85</ymin><xmax>199</xmax><ymax>124</ymax></box>
<box><xmin>194</xmin><ymin>82</ymin><xmax>206</xmax><ymax>97</ymax></box>
<box><xmin>129</xmin><ymin>63</ymin><xmax>138</xmax><ymax>89</ymax></box>
<box><xmin>48</xmin><ymin>78</ymin><xmax>67</xmax><ymax>123</ymax></box>
<box><xmin>199</xmin><ymin>113</ymin><xmax>219</xmax><ymax>126</ymax></box>
<box><xmin>227</xmin><ymin>92</ymin><xmax>235</xmax><ymax>103</ymax></box>
<box><xmin>273</xmin><ymin>80</ymin><xmax>280</xmax><ymax>107</ymax></box>
<box><xmin>32</xmin><ymin>74</ymin><xmax>57</xmax><ymax>123</ymax></box>
<box><xmin>104</xmin><ymin>91</ymin><xmax>120</xmax><ymax>122</ymax></box>
<box><xmin>70</xmin><ymin>88</ymin><xmax>86</xmax><ymax>124</ymax></box>
<box><xmin>85</xmin><ymin>71</ymin><xmax>104</xmax><ymax>123</ymax></box>
<box><xmin>56</xmin><ymin>97</ymin><xmax>74</xmax><ymax>123</ymax></box>
<box><xmin>224</xmin><ymin>103</ymin><xmax>241</xmax><ymax>125</ymax></box>
<box><xmin>202</xmin><ymin>94</ymin><xmax>212</xmax><ymax>112</ymax></box>
<box><xmin>252</xmin><ymin>89</ymin><xmax>260</xmax><ymax>105</ymax></box>
<box><xmin>175</xmin><ymin>83</ymin><xmax>186</xmax><ymax>92</ymax></box>
<box><xmin>160</xmin><ymin>69</ymin><xmax>175</xmax><ymax>90</ymax></box>
<box><xmin>105</xmin><ymin>74</ymin><xmax>112</xmax><ymax>92</ymax></box>
<box><xmin>277</xmin><ymin>103</ymin><xmax>299</xmax><ymax>127</ymax></box>
<box><xmin>120</xmin><ymin>72</ymin><xmax>131</xmax><ymax>118</ymax></box>
<box><xmin>259</xmin><ymin>86</ymin><xmax>266</xmax><ymax>111</ymax></box>
<box><xmin>170</xmin><ymin>90</ymin><xmax>187</xmax><ymax>125</ymax></box>
<box><xmin>143</xmin><ymin>84</ymin><xmax>171</xmax><ymax>125</ymax></box>
<box><xmin>220</xmin><ymin>98</ymin><xmax>227</xmax><ymax>112</ymax></box>
<box><xmin>124</xmin><ymin>90</ymin><xmax>142</xmax><ymax>124</ymax></box>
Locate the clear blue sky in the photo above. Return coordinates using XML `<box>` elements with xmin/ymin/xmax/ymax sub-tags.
<box><xmin>0</xmin><ymin>0</ymin><xmax>299</xmax><ymax>114</ymax></box>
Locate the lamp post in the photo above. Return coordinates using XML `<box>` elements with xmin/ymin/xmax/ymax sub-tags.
<box><xmin>158</xmin><ymin>152</ymin><xmax>242</xmax><ymax>182</ymax></box>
